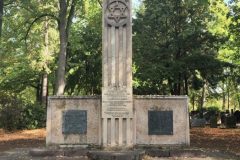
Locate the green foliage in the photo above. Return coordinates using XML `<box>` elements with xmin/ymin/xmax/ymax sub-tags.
<box><xmin>133</xmin><ymin>0</ymin><xmax>226</xmax><ymax>95</ymax></box>
<box><xmin>0</xmin><ymin>0</ymin><xmax>240</xmax><ymax>131</ymax></box>
<box><xmin>196</xmin><ymin>106</ymin><xmax>220</xmax><ymax>121</ymax></box>
<box><xmin>65</xmin><ymin>1</ymin><xmax>102</xmax><ymax>95</ymax></box>
<box><xmin>206</xmin><ymin>106</ymin><xmax>220</xmax><ymax>112</ymax></box>
<box><xmin>0</xmin><ymin>92</ymin><xmax>46</xmax><ymax>131</ymax></box>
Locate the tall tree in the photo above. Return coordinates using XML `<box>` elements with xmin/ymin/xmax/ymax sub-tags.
<box><xmin>65</xmin><ymin>0</ymin><xmax>102</xmax><ymax>95</ymax></box>
<box><xmin>54</xmin><ymin>0</ymin><xmax>77</xmax><ymax>95</ymax></box>
<box><xmin>0</xmin><ymin>0</ymin><xmax>3</xmax><ymax>38</ymax></box>
<box><xmin>41</xmin><ymin>19</ymin><xmax>49</xmax><ymax>106</ymax></box>
<box><xmin>133</xmin><ymin>0</ymin><xmax>225</xmax><ymax>96</ymax></box>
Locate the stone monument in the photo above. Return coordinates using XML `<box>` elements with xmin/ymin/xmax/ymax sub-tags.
<box><xmin>102</xmin><ymin>0</ymin><xmax>133</xmax><ymax>147</ymax></box>
<box><xmin>46</xmin><ymin>0</ymin><xmax>190</xmax><ymax>148</ymax></box>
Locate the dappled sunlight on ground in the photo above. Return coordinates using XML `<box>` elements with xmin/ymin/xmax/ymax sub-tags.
<box><xmin>0</xmin><ymin>129</ymin><xmax>45</xmax><ymax>141</ymax></box>
<box><xmin>0</xmin><ymin>129</ymin><xmax>45</xmax><ymax>152</ymax></box>
<box><xmin>191</xmin><ymin>127</ymin><xmax>240</xmax><ymax>155</ymax></box>
<box><xmin>0</xmin><ymin>127</ymin><xmax>239</xmax><ymax>156</ymax></box>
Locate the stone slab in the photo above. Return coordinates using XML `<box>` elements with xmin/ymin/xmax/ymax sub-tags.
<box><xmin>134</xmin><ymin>95</ymin><xmax>190</xmax><ymax>146</ymax></box>
<box><xmin>88</xmin><ymin>150</ymin><xmax>145</xmax><ymax>160</ymax></box>
<box><xmin>46</xmin><ymin>96</ymin><xmax>101</xmax><ymax>146</ymax></box>
<box><xmin>47</xmin><ymin>96</ymin><xmax>190</xmax><ymax>147</ymax></box>
<box><xmin>102</xmin><ymin>87</ymin><xmax>133</xmax><ymax>118</ymax></box>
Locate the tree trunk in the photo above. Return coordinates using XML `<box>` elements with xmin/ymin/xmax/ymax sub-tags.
<box><xmin>54</xmin><ymin>0</ymin><xmax>76</xmax><ymax>95</ymax></box>
<box><xmin>0</xmin><ymin>0</ymin><xmax>3</xmax><ymax>38</ymax></box>
<box><xmin>41</xmin><ymin>19</ymin><xmax>49</xmax><ymax>106</ymax></box>
<box><xmin>222</xmin><ymin>82</ymin><xmax>226</xmax><ymax>111</ymax></box>
<box><xmin>54</xmin><ymin>0</ymin><xmax>68</xmax><ymax>95</ymax></box>
<box><xmin>184</xmin><ymin>74</ymin><xmax>188</xmax><ymax>95</ymax></box>
<box><xmin>227</xmin><ymin>86</ymin><xmax>230</xmax><ymax>110</ymax></box>
<box><xmin>36</xmin><ymin>80</ymin><xmax>42</xmax><ymax>102</ymax></box>
<box><xmin>192</xmin><ymin>94</ymin><xmax>195</xmax><ymax>111</ymax></box>
<box><xmin>200</xmin><ymin>82</ymin><xmax>206</xmax><ymax>118</ymax></box>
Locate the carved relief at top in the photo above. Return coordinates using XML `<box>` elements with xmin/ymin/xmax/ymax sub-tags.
<box><xmin>105</xmin><ymin>0</ymin><xmax>129</xmax><ymax>27</ymax></box>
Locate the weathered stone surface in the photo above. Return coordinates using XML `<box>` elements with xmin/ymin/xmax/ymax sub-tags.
<box><xmin>29</xmin><ymin>148</ymin><xmax>88</xmax><ymax>157</ymax></box>
<box><xmin>134</xmin><ymin>95</ymin><xmax>190</xmax><ymax>146</ymax></box>
<box><xmin>145</xmin><ymin>149</ymin><xmax>170</xmax><ymax>157</ymax></box>
<box><xmin>46</xmin><ymin>96</ymin><xmax>101</xmax><ymax>146</ymax></box>
<box><xmin>101</xmin><ymin>0</ymin><xmax>133</xmax><ymax>147</ymax></box>
<box><xmin>88</xmin><ymin>150</ymin><xmax>145</xmax><ymax>160</ymax></box>
<box><xmin>102</xmin><ymin>0</ymin><xmax>133</xmax><ymax>119</ymax></box>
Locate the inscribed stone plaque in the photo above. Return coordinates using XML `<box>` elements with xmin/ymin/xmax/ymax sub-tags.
<box><xmin>102</xmin><ymin>87</ymin><xmax>133</xmax><ymax>118</ymax></box>
<box><xmin>62</xmin><ymin>110</ymin><xmax>87</xmax><ymax>134</ymax></box>
<box><xmin>148</xmin><ymin>111</ymin><xmax>173</xmax><ymax>135</ymax></box>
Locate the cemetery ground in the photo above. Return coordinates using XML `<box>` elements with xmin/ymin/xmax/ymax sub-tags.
<box><xmin>0</xmin><ymin>127</ymin><xmax>239</xmax><ymax>159</ymax></box>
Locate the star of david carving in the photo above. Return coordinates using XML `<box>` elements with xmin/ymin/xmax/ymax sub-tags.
<box><xmin>105</xmin><ymin>0</ymin><xmax>129</xmax><ymax>27</ymax></box>
<box><xmin>108</xmin><ymin>1</ymin><xmax>127</xmax><ymax>23</ymax></box>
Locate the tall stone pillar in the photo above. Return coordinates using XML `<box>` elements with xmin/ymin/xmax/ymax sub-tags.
<box><xmin>102</xmin><ymin>0</ymin><xmax>134</xmax><ymax>147</ymax></box>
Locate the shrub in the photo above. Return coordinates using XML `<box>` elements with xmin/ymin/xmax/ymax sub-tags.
<box><xmin>21</xmin><ymin>103</ymin><xmax>46</xmax><ymax>129</ymax></box>
<box><xmin>0</xmin><ymin>93</ymin><xmax>46</xmax><ymax>131</ymax></box>
<box><xmin>204</xmin><ymin>106</ymin><xmax>220</xmax><ymax>122</ymax></box>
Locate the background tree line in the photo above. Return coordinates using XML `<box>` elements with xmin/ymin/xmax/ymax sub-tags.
<box><xmin>0</xmin><ymin>0</ymin><xmax>239</xmax><ymax>130</ymax></box>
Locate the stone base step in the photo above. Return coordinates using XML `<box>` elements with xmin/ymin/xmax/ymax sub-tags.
<box><xmin>88</xmin><ymin>150</ymin><xmax>145</xmax><ymax>160</ymax></box>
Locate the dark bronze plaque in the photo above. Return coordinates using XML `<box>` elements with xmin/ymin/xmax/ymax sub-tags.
<box><xmin>62</xmin><ymin>110</ymin><xmax>87</xmax><ymax>134</ymax></box>
<box><xmin>148</xmin><ymin>111</ymin><xmax>173</xmax><ymax>135</ymax></box>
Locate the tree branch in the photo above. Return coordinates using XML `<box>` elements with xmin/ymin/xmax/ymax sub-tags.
<box><xmin>24</xmin><ymin>14</ymin><xmax>59</xmax><ymax>42</ymax></box>
<box><xmin>97</xmin><ymin>0</ymin><xmax>102</xmax><ymax>8</ymax></box>
<box><xmin>66</xmin><ymin>0</ymin><xmax>76</xmax><ymax>39</ymax></box>
<box><xmin>3</xmin><ymin>0</ymin><xmax>15</xmax><ymax>6</ymax></box>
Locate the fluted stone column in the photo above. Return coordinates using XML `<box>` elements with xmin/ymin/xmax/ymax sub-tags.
<box><xmin>102</xmin><ymin>0</ymin><xmax>134</xmax><ymax>147</ymax></box>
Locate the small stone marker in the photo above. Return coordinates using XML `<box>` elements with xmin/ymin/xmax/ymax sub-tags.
<box><xmin>148</xmin><ymin>111</ymin><xmax>173</xmax><ymax>135</ymax></box>
<box><xmin>62</xmin><ymin>110</ymin><xmax>87</xmax><ymax>134</ymax></box>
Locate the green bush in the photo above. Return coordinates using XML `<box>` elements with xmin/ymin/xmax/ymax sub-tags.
<box><xmin>0</xmin><ymin>93</ymin><xmax>46</xmax><ymax>131</ymax></box>
<box><xmin>21</xmin><ymin>103</ymin><xmax>46</xmax><ymax>129</ymax></box>
<box><xmin>204</xmin><ymin>106</ymin><xmax>220</xmax><ymax>122</ymax></box>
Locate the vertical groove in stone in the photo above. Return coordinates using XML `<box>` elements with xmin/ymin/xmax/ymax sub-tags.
<box><xmin>111</xmin><ymin>118</ymin><xmax>115</xmax><ymax>146</ymax></box>
<box><xmin>126</xmin><ymin>118</ymin><xmax>131</xmax><ymax>145</ymax></box>
<box><xmin>118</xmin><ymin>118</ymin><xmax>123</xmax><ymax>145</ymax></box>
<box><xmin>130</xmin><ymin>118</ymin><xmax>133</xmax><ymax>144</ymax></box>
<box><xmin>123</xmin><ymin>118</ymin><xmax>127</xmax><ymax>145</ymax></box>
<box><xmin>115</xmin><ymin>118</ymin><xmax>119</xmax><ymax>145</ymax></box>
<box><xmin>111</xmin><ymin>27</ymin><xmax>116</xmax><ymax>86</ymax></box>
<box><xmin>103</xmin><ymin>118</ymin><xmax>107</xmax><ymax>145</ymax></box>
<box><xmin>119</xmin><ymin>26</ymin><xmax>123</xmax><ymax>87</ymax></box>
<box><xmin>115</xmin><ymin>28</ymin><xmax>119</xmax><ymax>86</ymax></box>
<box><xmin>122</xmin><ymin>27</ymin><xmax>127</xmax><ymax>86</ymax></box>
<box><xmin>107</xmin><ymin>26</ymin><xmax>112</xmax><ymax>86</ymax></box>
<box><xmin>107</xmin><ymin>118</ymin><xmax>111</xmax><ymax>145</ymax></box>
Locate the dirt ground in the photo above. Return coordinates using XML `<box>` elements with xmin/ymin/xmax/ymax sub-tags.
<box><xmin>0</xmin><ymin>127</ymin><xmax>239</xmax><ymax>157</ymax></box>
<box><xmin>190</xmin><ymin>127</ymin><xmax>240</xmax><ymax>155</ymax></box>
<box><xmin>0</xmin><ymin>129</ymin><xmax>45</xmax><ymax>152</ymax></box>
